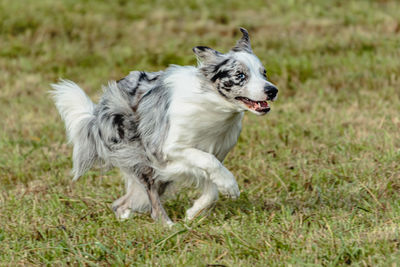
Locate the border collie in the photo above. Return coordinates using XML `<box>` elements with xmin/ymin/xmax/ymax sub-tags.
<box><xmin>51</xmin><ymin>28</ymin><xmax>278</xmax><ymax>226</ymax></box>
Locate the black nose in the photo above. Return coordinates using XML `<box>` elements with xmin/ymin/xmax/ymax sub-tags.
<box><xmin>264</xmin><ymin>85</ymin><xmax>278</xmax><ymax>100</ymax></box>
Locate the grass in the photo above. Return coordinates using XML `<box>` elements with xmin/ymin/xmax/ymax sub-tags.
<box><xmin>1</xmin><ymin>0</ymin><xmax>400</xmax><ymax>265</ymax></box>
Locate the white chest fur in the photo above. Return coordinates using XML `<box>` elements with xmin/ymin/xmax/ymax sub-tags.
<box><xmin>163</xmin><ymin>66</ymin><xmax>244</xmax><ymax>162</ymax></box>
<box><xmin>168</xmin><ymin>106</ymin><xmax>243</xmax><ymax>161</ymax></box>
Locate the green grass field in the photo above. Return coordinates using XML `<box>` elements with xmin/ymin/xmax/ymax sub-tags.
<box><xmin>1</xmin><ymin>0</ymin><xmax>400</xmax><ymax>265</ymax></box>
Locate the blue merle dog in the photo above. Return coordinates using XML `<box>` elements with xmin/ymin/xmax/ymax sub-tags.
<box><xmin>51</xmin><ymin>28</ymin><xmax>278</xmax><ymax>226</ymax></box>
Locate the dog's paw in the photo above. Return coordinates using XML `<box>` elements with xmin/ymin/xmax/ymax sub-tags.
<box><xmin>185</xmin><ymin>207</ymin><xmax>200</xmax><ymax>221</ymax></box>
<box><xmin>217</xmin><ymin>181</ymin><xmax>240</xmax><ymax>199</ymax></box>
<box><xmin>113</xmin><ymin>205</ymin><xmax>132</xmax><ymax>221</ymax></box>
<box><xmin>166</xmin><ymin>220</ymin><xmax>175</xmax><ymax>228</ymax></box>
<box><xmin>211</xmin><ymin>167</ymin><xmax>240</xmax><ymax>199</ymax></box>
<box><xmin>112</xmin><ymin>198</ymin><xmax>132</xmax><ymax>221</ymax></box>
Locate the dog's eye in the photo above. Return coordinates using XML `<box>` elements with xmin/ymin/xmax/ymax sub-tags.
<box><xmin>236</xmin><ymin>72</ymin><xmax>246</xmax><ymax>80</ymax></box>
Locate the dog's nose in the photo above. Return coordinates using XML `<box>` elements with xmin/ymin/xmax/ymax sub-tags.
<box><xmin>264</xmin><ymin>85</ymin><xmax>278</xmax><ymax>100</ymax></box>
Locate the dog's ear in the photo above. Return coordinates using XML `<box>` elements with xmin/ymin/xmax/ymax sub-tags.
<box><xmin>231</xmin><ymin>27</ymin><xmax>252</xmax><ymax>53</ymax></box>
<box><xmin>192</xmin><ymin>46</ymin><xmax>223</xmax><ymax>63</ymax></box>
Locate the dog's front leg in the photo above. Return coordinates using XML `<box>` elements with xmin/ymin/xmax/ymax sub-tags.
<box><xmin>186</xmin><ymin>179</ymin><xmax>219</xmax><ymax>220</ymax></box>
<box><xmin>171</xmin><ymin>148</ymin><xmax>240</xmax><ymax>199</ymax></box>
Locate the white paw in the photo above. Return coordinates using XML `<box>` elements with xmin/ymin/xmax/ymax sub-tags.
<box><xmin>185</xmin><ymin>208</ymin><xmax>198</xmax><ymax>221</ymax></box>
<box><xmin>112</xmin><ymin>201</ymin><xmax>132</xmax><ymax>221</ymax></box>
<box><xmin>166</xmin><ymin>220</ymin><xmax>175</xmax><ymax>228</ymax></box>
<box><xmin>211</xmin><ymin>167</ymin><xmax>240</xmax><ymax>199</ymax></box>
<box><xmin>119</xmin><ymin>209</ymin><xmax>131</xmax><ymax>220</ymax></box>
<box><xmin>113</xmin><ymin>207</ymin><xmax>132</xmax><ymax>221</ymax></box>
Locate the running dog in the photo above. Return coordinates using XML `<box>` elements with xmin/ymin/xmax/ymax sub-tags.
<box><xmin>51</xmin><ymin>28</ymin><xmax>278</xmax><ymax>225</ymax></box>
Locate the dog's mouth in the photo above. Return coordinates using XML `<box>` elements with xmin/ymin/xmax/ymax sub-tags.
<box><xmin>235</xmin><ymin>96</ymin><xmax>270</xmax><ymax>113</ymax></box>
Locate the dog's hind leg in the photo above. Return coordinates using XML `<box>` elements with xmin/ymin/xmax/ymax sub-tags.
<box><xmin>133</xmin><ymin>167</ymin><xmax>174</xmax><ymax>226</ymax></box>
<box><xmin>112</xmin><ymin>173</ymin><xmax>151</xmax><ymax>220</ymax></box>
<box><xmin>147</xmin><ymin>181</ymin><xmax>174</xmax><ymax>226</ymax></box>
<box><xmin>112</xmin><ymin>167</ymin><xmax>173</xmax><ymax>225</ymax></box>
<box><xmin>185</xmin><ymin>180</ymin><xmax>219</xmax><ymax>220</ymax></box>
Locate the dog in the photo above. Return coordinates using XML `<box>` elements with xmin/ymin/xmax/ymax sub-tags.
<box><xmin>51</xmin><ymin>28</ymin><xmax>278</xmax><ymax>226</ymax></box>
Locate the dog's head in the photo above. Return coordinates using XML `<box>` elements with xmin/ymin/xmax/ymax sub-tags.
<box><xmin>193</xmin><ymin>28</ymin><xmax>278</xmax><ymax>115</ymax></box>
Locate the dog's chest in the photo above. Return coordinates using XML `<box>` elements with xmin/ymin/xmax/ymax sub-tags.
<box><xmin>197</xmin><ymin>115</ymin><xmax>242</xmax><ymax>161</ymax></box>
<box><xmin>169</xmin><ymin>110</ymin><xmax>243</xmax><ymax>161</ymax></box>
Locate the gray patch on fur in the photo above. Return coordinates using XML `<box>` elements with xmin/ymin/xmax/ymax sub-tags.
<box><xmin>137</xmin><ymin>82</ymin><xmax>171</xmax><ymax>161</ymax></box>
<box><xmin>117</xmin><ymin>71</ymin><xmax>163</xmax><ymax>111</ymax></box>
<box><xmin>68</xmin><ymin>71</ymin><xmax>170</xmax><ymax>185</ymax></box>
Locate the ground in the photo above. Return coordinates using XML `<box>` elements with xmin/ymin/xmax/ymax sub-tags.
<box><xmin>1</xmin><ymin>0</ymin><xmax>400</xmax><ymax>265</ymax></box>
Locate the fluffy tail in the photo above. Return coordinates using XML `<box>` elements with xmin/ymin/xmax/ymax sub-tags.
<box><xmin>50</xmin><ymin>79</ymin><xmax>98</xmax><ymax>181</ymax></box>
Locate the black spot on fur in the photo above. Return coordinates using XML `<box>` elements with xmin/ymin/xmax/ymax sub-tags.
<box><xmin>138</xmin><ymin>71</ymin><xmax>160</xmax><ymax>82</ymax></box>
<box><xmin>130</xmin><ymin>72</ymin><xmax>160</xmax><ymax>97</ymax></box>
<box><xmin>118</xmin><ymin>72</ymin><xmax>152</xmax><ymax>97</ymax></box>
<box><xmin>218</xmin><ymin>88</ymin><xmax>228</xmax><ymax>98</ymax></box>
<box><xmin>129</xmin><ymin>133</ymin><xmax>140</xmax><ymax>142</ymax></box>
<box><xmin>117</xmin><ymin>78</ymin><xmax>140</xmax><ymax>96</ymax></box>
<box><xmin>125</xmin><ymin>119</ymin><xmax>140</xmax><ymax>142</ymax></box>
<box><xmin>130</xmin><ymin>84</ymin><xmax>140</xmax><ymax>96</ymax></box>
<box><xmin>113</xmin><ymin>114</ymin><xmax>125</xmax><ymax>139</ymax></box>
<box><xmin>149</xmin><ymin>76</ymin><xmax>159</xmax><ymax>82</ymax></box>
<box><xmin>138</xmin><ymin>71</ymin><xmax>147</xmax><ymax>81</ymax></box>
<box><xmin>213</xmin><ymin>59</ymin><xmax>230</xmax><ymax>73</ymax></box>
<box><xmin>194</xmin><ymin>46</ymin><xmax>209</xmax><ymax>51</ymax></box>
<box><xmin>211</xmin><ymin>70</ymin><xmax>230</xmax><ymax>83</ymax></box>
<box><xmin>231</xmin><ymin>47</ymin><xmax>243</xmax><ymax>52</ymax></box>
<box><xmin>158</xmin><ymin>181</ymin><xmax>171</xmax><ymax>196</ymax></box>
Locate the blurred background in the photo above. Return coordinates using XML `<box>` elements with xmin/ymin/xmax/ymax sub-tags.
<box><xmin>0</xmin><ymin>0</ymin><xmax>399</xmax><ymax>265</ymax></box>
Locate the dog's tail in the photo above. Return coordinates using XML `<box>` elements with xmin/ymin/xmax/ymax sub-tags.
<box><xmin>50</xmin><ymin>79</ymin><xmax>98</xmax><ymax>181</ymax></box>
